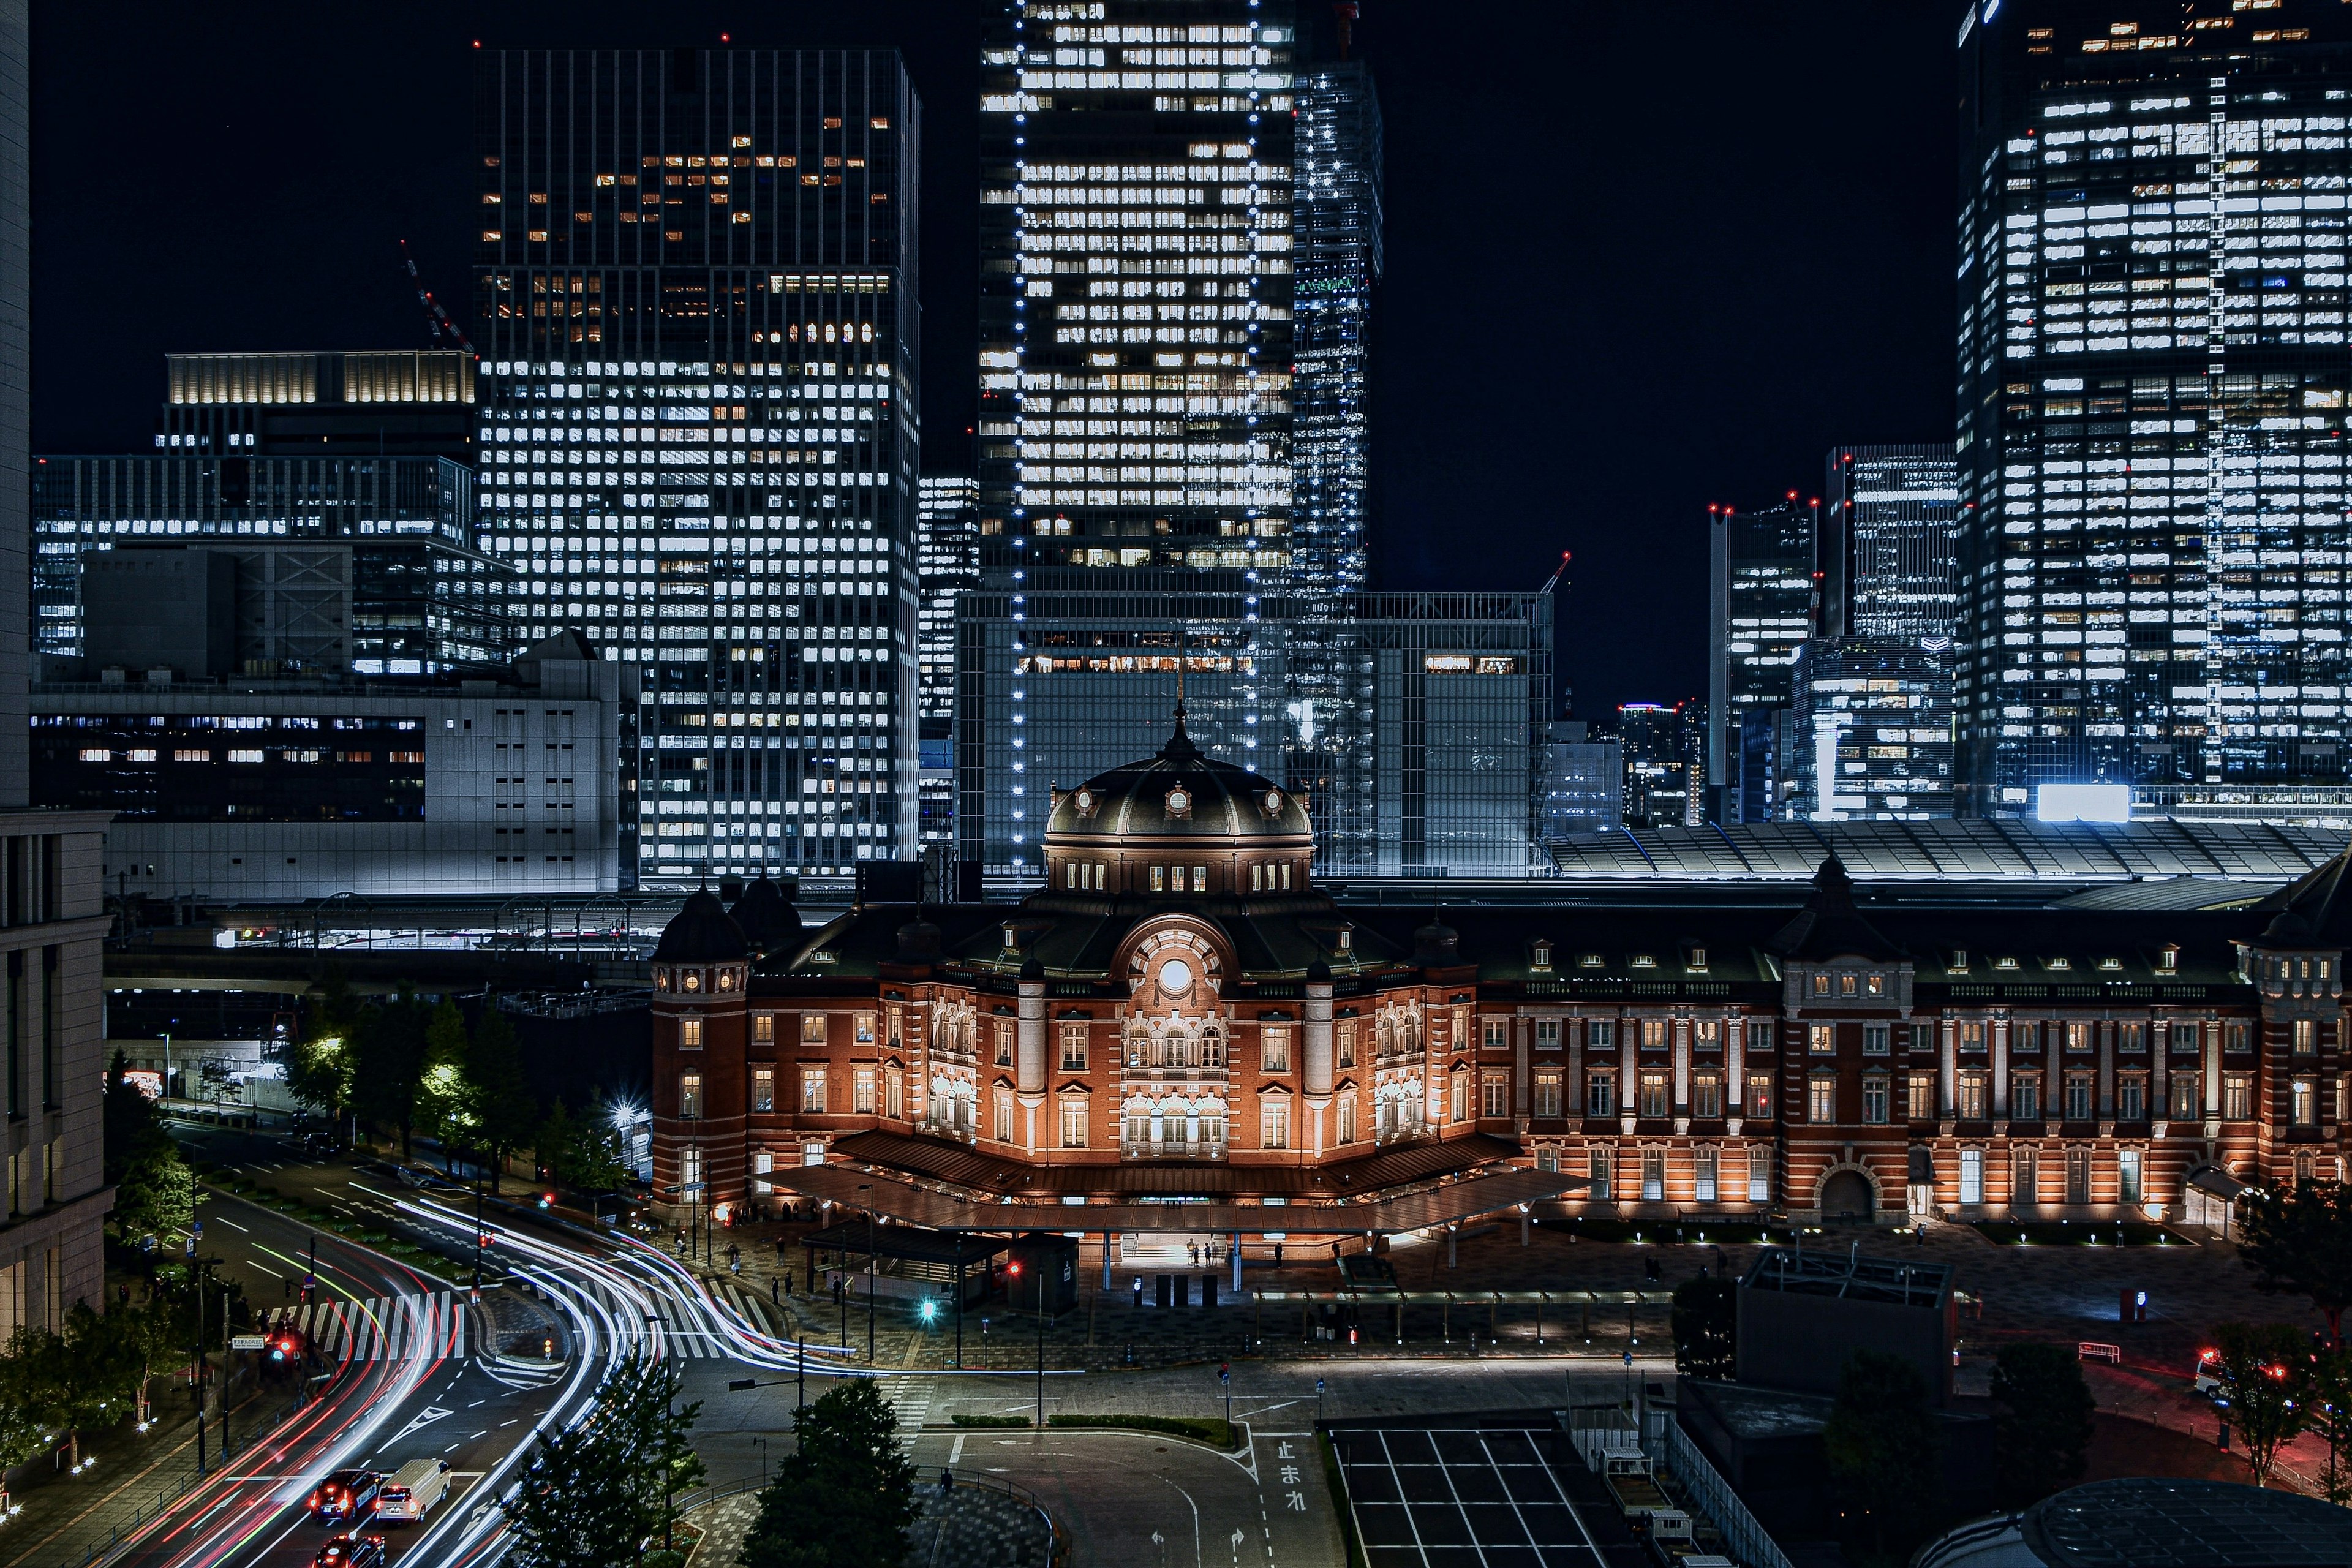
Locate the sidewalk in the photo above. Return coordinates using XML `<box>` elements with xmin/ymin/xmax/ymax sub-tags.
<box><xmin>0</xmin><ymin>1376</ymin><xmax>298</xmax><ymax>1568</ymax></box>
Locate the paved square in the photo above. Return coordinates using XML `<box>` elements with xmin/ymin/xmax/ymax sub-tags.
<box><xmin>1332</xmin><ymin>1427</ymin><xmax>1604</xmax><ymax>1568</ymax></box>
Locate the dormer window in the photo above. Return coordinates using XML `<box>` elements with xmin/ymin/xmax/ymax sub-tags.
<box><xmin>1337</xmin><ymin>928</ymin><xmax>1352</xmax><ymax>951</ymax></box>
<box><xmin>1579</xmin><ymin>952</ymin><xmax>1605</xmax><ymax>968</ymax></box>
<box><xmin>1951</xmin><ymin>950</ymin><xmax>1969</xmax><ymax>973</ymax></box>
<box><xmin>1531</xmin><ymin>941</ymin><xmax>1553</xmax><ymax>972</ymax></box>
<box><xmin>1003</xmin><ymin>926</ymin><xmax>1020</xmax><ymax>950</ymax></box>
<box><xmin>1838</xmin><ymin>973</ymin><xmax>1858</xmax><ymax>997</ymax></box>
<box><xmin>1629</xmin><ymin>954</ymin><xmax>1657</xmax><ymax>970</ymax></box>
<box><xmin>1995</xmin><ymin>956</ymin><xmax>2019</xmax><ymax>971</ymax></box>
<box><xmin>1865</xmin><ymin>973</ymin><xmax>1883</xmax><ymax>997</ymax></box>
<box><xmin>1812</xmin><ymin>973</ymin><xmax>1831</xmax><ymax>997</ymax></box>
<box><xmin>2158</xmin><ymin>946</ymin><xmax>2179</xmax><ymax>972</ymax></box>
<box><xmin>1687</xmin><ymin>948</ymin><xmax>1708</xmax><ymax>971</ymax></box>
<box><xmin>1072</xmin><ymin>786</ymin><xmax>1098</xmax><ymax>818</ymax></box>
<box><xmin>2047</xmin><ymin>956</ymin><xmax>2070</xmax><ymax>971</ymax></box>
<box><xmin>1261</xmin><ymin>788</ymin><xmax>1284</xmax><ymax>818</ymax></box>
<box><xmin>2097</xmin><ymin>957</ymin><xmax>2121</xmax><ymax>971</ymax></box>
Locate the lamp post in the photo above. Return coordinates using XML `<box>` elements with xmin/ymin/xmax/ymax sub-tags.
<box><xmin>1035</xmin><ymin>1259</ymin><xmax>1047</xmax><ymax>1429</ymax></box>
<box><xmin>753</xmin><ymin>1436</ymin><xmax>769</xmax><ymax>1485</ymax></box>
<box><xmin>858</xmin><ymin>1183</ymin><xmax>876</xmax><ymax>1362</ymax></box>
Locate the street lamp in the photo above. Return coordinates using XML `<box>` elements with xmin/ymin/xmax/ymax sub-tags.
<box><xmin>858</xmin><ymin>1183</ymin><xmax>876</xmax><ymax>1362</ymax></box>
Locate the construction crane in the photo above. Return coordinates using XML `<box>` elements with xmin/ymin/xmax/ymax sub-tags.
<box><xmin>1539</xmin><ymin>549</ymin><xmax>1572</xmax><ymax>596</ymax></box>
<box><xmin>401</xmin><ymin>240</ymin><xmax>479</xmax><ymax>358</ymax></box>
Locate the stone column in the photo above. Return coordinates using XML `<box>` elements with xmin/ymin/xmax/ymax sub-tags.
<box><xmin>1017</xmin><ymin>966</ymin><xmax>1046</xmax><ymax>1148</ymax></box>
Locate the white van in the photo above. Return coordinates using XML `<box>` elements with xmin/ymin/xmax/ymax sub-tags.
<box><xmin>375</xmin><ymin>1458</ymin><xmax>451</xmax><ymax>1523</ymax></box>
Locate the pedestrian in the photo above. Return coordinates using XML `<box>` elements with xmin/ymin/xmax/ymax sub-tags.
<box><xmin>772</xmin><ymin>1274</ymin><xmax>780</xmax><ymax>1305</ymax></box>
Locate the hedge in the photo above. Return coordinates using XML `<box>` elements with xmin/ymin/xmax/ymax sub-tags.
<box><xmin>1046</xmin><ymin>1414</ymin><xmax>1240</xmax><ymax>1450</ymax></box>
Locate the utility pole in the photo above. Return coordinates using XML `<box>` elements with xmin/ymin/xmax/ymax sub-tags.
<box><xmin>859</xmin><ymin>1184</ymin><xmax>876</xmax><ymax>1362</ymax></box>
<box><xmin>1035</xmin><ymin>1265</ymin><xmax>1046</xmax><ymax>1429</ymax></box>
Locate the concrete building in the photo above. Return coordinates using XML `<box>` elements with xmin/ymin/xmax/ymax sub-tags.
<box><xmin>157</xmin><ymin>349</ymin><xmax>476</xmax><ymax>462</ymax></box>
<box><xmin>1792</xmin><ymin>636</ymin><xmax>1956</xmax><ymax>821</ymax></box>
<box><xmin>0</xmin><ymin>0</ymin><xmax>113</xmax><ymax>1340</ymax></box>
<box><xmin>32</xmin><ymin>634</ymin><xmax>636</xmax><ymax>901</ymax></box>
<box><xmin>1538</xmin><ymin>721</ymin><xmax>1621</xmax><ymax>840</ymax></box>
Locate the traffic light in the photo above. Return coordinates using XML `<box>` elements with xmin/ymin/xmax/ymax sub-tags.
<box><xmin>919</xmin><ymin>1300</ymin><xmax>938</xmax><ymax>1324</ymax></box>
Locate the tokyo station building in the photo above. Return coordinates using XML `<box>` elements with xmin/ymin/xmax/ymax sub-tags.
<box><xmin>647</xmin><ymin>720</ymin><xmax>2352</xmax><ymax>1245</ymax></box>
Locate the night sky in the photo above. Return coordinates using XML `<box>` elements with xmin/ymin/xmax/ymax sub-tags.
<box><xmin>29</xmin><ymin>2</ymin><xmax>1953</xmax><ymax>716</ymax></box>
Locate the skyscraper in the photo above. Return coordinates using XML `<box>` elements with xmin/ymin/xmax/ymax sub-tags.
<box><xmin>1956</xmin><ymin>2</ymin><xmax>2352</xmax><ymax>818</ymax></box>
<box><xmin>969</xmin><ymin>2</ymin><xmax>1395</xmax><ymax>873</ymax></box>
<box><xmin>1292</xmin><ymin>54</ymin><xmax>1382</xmax><ymax>598</ymax></box>
<box><xmin>1823</xmin><ymin>445</ymin><xmax>1958</xmax><ymax>641</ymax></box>
<box><xmin>472</xmin><ymin>48</ymin><xmax>920</xmax><ymax>886</ymax></box>
<box><xmin>977</xmin><ymin>2</ymin><xmax>1297</xmax><ymax>587</ymax></box>
<box><xmin>917</xmin><ymin>475</ymin><xmax>979</xmax><ymax>726</ymax></box>
<box><xmin>1707</xmin><ymin>497</ymin><xmax>1817</xmax><ymax>817</ymax></box>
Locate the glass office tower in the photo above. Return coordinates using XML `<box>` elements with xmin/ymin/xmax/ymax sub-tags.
<box><xmin>473</xmin><ymin>48</ymin><xmax>920</xmax><ymax>886</ymax></box>
<box><xmin>1823</xmin><ymin>445</ymin><xmax>1958</xmax><ymax>641</ymax></box>
<box><xmin>1956</xmin><ymin>1</ymin><xmax>2352</xmax><ymax>818</ymax></box>
<box><xmin>1292</xmin><ymin>57</ymin><xmax>1382</xmax><ymax>598</ymax></box>
<box><xmin>1707</xmin><ymin>497</ymin><xmax>1817</xmax><ymax>816</ymax></box>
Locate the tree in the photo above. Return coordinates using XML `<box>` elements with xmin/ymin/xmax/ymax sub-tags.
<box><xmin>740</xmin><ymin>1380</ymin><xmax>919</xmax><ymax>1568</ymax></box>
<box><xmin>540</xmin><ymin>1100</ymin><xmax>631</xmax><ymax>1198</ymax></box>
<box><xmin>102</xmin><ymin>1049</ymin><xmax>165</xmax><ymax>1187</ymax></box>
<box><xmin>418</xmin><ymin>998</ymin><xmax>475</xmax><ymax>1174</ymax></box>
<box><xmin>1822</xmin><ymin>1350</ymin><xmax>1940</xmax><ymax>1568</ymax></box>
<box><xmin>1670</xmin><ymin>1274</ymin><xmax>1736</xmax><ymax>1380</ymax></box>
<box><xmin>2306</xmin><ymin>1344</ymin><xmax>2352</xmax><ymax>1504</ymax></box>
<box><xmin>0</xmin><ymin>1394</ymin><xmax>47</xmax><ymax>1512</ymax></box>
<box><xmin>113</xmin><ymin>1138</ymin><xmax>197</xmax><ymax>1246</ymax></box>
<box><xmin>283</xmin><ymin>1030</ymin><xmax>353</xmax><ymax>1131</ymax></box>
<box><xmin>352</xmin><ymin>989</ymin><xmax>431</xmax><ymax>1158</ymax></box>
<box><xmin>502</xmin><ymin>1355</ymin><xmax>703</xmax><ymax>1568</ymax></box>
<box><xmin>465</xmin><ymin>1005</ymin><xmax>537</xmax><ymax>1194</ymax></box>
<box><xmin>2212</xmin><ymin>1321</ymin><xmax>2310</xmax><ymax>1488</ymax></box>
<box><xmin>1</xmin><ymin>1303</ymin><xmax>139</xmax><ymax>1472</ymax></box>
<box><xmin>2236</xmin><ymin>1178</ymin><xmax>2352</xmax><ymax>1345</ymax></box>
<box><xmin>1989</xmin><ymin>1343</ymin><xmax>2095</xmax><ymax>1509</ymax></box>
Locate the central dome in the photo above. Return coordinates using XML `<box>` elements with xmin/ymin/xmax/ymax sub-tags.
<box><xmin>1040</xmin><ymin>710</ymin><xmax>1314</xmax><ymax>900</ymax></box>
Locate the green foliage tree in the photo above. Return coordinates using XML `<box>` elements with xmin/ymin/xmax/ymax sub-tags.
<box><xmin>740</xmin><ymin>1380</ymin><xmax>919</xmax><ymax>1568</ymax></box>
<box><xmin>1669</xmin><ymin>1273</ymin><xmax>1736</xmax><ymax>1380</ymax></box>
<box><xmin>419</xmin><ymin>998</ymin><xmax>476</xmax><ymax>1174</ymax></box>
<box><xmin>0</xmin><ymin>1303</ymin><xmax>140</xmax><ymax>1471</ymax></box>
<box><xmin>465</xmin><ymin>1005</ymin><xmax>537</xmax><ymax>1193</ymax></box>
<box><xmin>0</xmin><ymin>1393</ymin><xmax>47</xmax><ymax>1509</ymax></box>
<box><xmin>2236</xmin><ymin>1178</ymin><xmax>2352</xmax><ymax>1345</ymax></box>
<box><xmin>102</xmin><ymin>1049</ymin><xmax>165</xmax><ymax>1187</ymax></box>
<box><xmin>1822</xmin><ymin>1350</ymin><xmax>1941</xmax><ymax>1568</ymax></box>
<box><xmin>539</xmin><ymin>1100</ymin><xmax>631</xmax><ymax>1197</ymax></box>
<box><xmin>502</xmin><ymin>1354</ymin><xmax>703</xmax><ymax>1568</ymax></box>
<box><xmin>113</xmin><ymin>1137</ymin><xmax>197</xmax><ymax>1246</ymax></box>
<box><xmin>2212</xmin><ymin>1320</ymin><xmax>2310</xmax><ymax>1488</ymax></box>
<box><xmin>283</xmin><ymin>1030</ymin><xmax>354</xmax><ymax>1131</ymax></box>
<box><xmin>2305</xmin><ymin>1343</ymin><xmax>2352</xmax><ymax>1504</ymax></box>
<box><xmin>353</xmin><ymin>989</ymin><xmax>431</xmax><ymax>1158</ymax></box>
<box><xmin>1989</xmin><ymin>1343</ymin><xmax>2095</xmax><ymax>1509</ymax></box>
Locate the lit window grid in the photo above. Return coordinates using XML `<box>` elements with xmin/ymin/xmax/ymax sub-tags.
<box><xmin>1958</xmin><ymin>56</ymin><xmax>2352</xmax><ymax>807</ymax></box>
<box><xmin>978</xmin><ymin>2</ymin><xmax>1298</xmax><ymax>579</ymax></box>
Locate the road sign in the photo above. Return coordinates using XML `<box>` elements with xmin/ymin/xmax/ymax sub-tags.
<box><xmin>229</xmin><ymin>1334</ymin><xmax>266</xmax><ymax>1351</ymax></box>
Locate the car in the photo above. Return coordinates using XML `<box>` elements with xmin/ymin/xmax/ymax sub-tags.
<box><xmin>312</xmin><ymin>1535</ymin><xmax>386</xmax><ymax>1568</ymax></box>
<box><xmin>306</xmin><ymin>1469</ymin><xmax>382</xmax><ymax>1525</ymax></box>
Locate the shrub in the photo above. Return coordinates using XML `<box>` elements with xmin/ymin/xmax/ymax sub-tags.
<box><xmin>1047</xmin><ymin>1413</ymin><xmax>1238</xmax><ymax>1449</ymax></box>
<box><xmin>950</xmin><ymin>1414</ymin><xmax>1033</xmax><ymax>1428</ymax></box>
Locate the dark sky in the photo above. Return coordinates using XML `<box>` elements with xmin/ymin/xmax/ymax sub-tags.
<box><xmin>28</xmin><ymin>2</ymin><xmax>1953</xmax><ymax>716</ymax></box>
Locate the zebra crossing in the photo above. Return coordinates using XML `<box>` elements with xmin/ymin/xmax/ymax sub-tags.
<box><xmin>876</xmin><ymin>1375</ymin><xmax>935</xmax><ymax>1440</ymax></box>
<box><xmin>266</xmin><ymin>1292</ymin><xmax>468</xmax><ymax>1363</ymax></box>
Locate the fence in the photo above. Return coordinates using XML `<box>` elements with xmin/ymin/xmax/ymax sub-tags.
<box><xmin>1651</xmin><ymin>1415</ymin><xmax>1794</xmax><ymax>1568</ymax></box>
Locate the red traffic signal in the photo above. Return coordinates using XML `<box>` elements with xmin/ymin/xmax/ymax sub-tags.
<box><xmin>1008</xmin><ymin>1261</ymin><xmax>1022</xmax><ymax>1276</ymax></box>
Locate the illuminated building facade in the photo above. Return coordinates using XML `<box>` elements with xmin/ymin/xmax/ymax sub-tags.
<box><xmin>1792</xmin><ymin>636</ymin><xmax>1958</xmax><ymax>821</ymax></box>
<box><xmin>956</xmin><ymin>589</ymin><xmax>1549</xmax><ymax>877</ymax></box>
<box><xmin>472</xmin><ymin>48</ymin><xmax>921</xmax><ymax>888</ymax></box>
<box><xmin>1707</xmin><ymin>499</ymin><xmax>1817</xmax><ymax>818</ymax></box>
<box><xmin>918</xmin><ymin>476</ymin><xmax>981</xmax><ymax>725</ymax></box>
<box><xmin>1956</xmin><ymin>1</ymin><xmax>2352</xmax><ymax>817</ymax></box>
<box><xmin>650</xmin><ymin>729</ymin><xmax>2352</xmax><ymax>1236</ymax></box>
<box><xmin>33</xmin><ymin>455</ymin><xmax>510</xmax><ymax>675</ymax></box>
<box><xmin>1615</xmin><ymin>703</ymin><xmax>1702</xmax><ymax>830</ymax></box>
<box><xmin>1823</xmin><ymin>445</ymin><xmax>1959</xmax><ymax>641</ymax></box>
<box><xmin>1538</xmin><ymin>721</ymin><xmax>1623</xmax><ymax>840</ymax></box>
<box><xmin>1292</xmin><ymin>56</ymin><xmax>1382</xmax><ymax>598</ymax></box>
<box><xmin>157</xmin><ymin>350</ymin><xmax>477</xmax><ymax>462</ymax></box>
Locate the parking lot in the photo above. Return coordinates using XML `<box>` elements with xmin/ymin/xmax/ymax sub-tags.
<box><xmin>1329</xmin><ymin>1426</ymin><xmax>1616</xmax><ymax>1568</ymax></box>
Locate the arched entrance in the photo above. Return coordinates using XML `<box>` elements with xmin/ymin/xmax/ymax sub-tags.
<box><xmin>1819</xmin><ymin>1167</ymin><xmax>1875</xmax><ymax>1223</ymax></box>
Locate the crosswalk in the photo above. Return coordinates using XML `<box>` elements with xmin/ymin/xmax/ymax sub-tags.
<box><xmin>264</xmin><ymin>1292</ymin><xmax>468</xmax><ymax>1362</ymax></box>
<box><xmin>876</xmin><ymin>1375</ymin><xmax>934</xmax><ymax>1441</ymax></box>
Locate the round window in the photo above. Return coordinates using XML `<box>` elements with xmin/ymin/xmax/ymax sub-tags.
<box><xmin>1157</xmin><ymin>957</ymin><xmax>1194</xmax><ymax>995</ymax></box>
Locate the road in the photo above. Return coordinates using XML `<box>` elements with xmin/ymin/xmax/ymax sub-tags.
<box><xmin>102</xmin><ymin>1125</ymin><xmax>858</xmax><ymax>1568</ymax></box>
